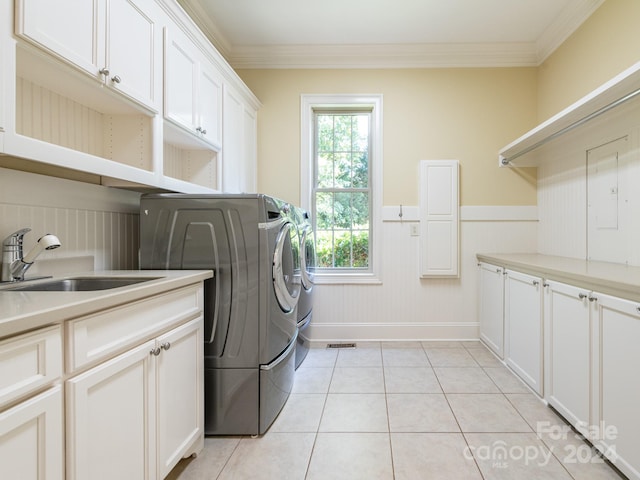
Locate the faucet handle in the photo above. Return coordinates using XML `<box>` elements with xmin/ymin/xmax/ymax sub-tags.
<box><xmin>2</xmin><ymin>228</ymin><xmax>31</xmax><ymax>247</ymax></box>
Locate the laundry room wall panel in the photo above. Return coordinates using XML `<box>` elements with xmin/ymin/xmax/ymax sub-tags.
<box><xmin>536</xmin><ymin>96</ymin><xmax>640</xmax><ymax>265</ymax></box>
<box><xmin>0</xmin><ymin>167</ymin><xmax>140</xmax><ymax>276</ymax></box>
<box><xmin>307</xmin><ymin>211</ymin><xmax>537</xmax><ymax>341</ymax></box>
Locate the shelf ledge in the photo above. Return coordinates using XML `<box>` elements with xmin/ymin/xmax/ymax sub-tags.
<box><xmin>499</xmin><ymin>60</ymin><xmax>640</xmax><ymax>167</ymax></box>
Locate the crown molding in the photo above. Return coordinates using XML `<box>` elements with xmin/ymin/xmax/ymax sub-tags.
<box><xmin>536</xmin><ymin>0</ymin><xmax>605</xmax><ymax>64</ymax></box>
<box><xmin>177</xmin><ymin>0</ymin><xmax>604</xmax><ymax>69</ymax></box>
<box><xmin>229</xmin><ymin>42</ymin><xmax>540</xmax><ymax>69</ymax></box>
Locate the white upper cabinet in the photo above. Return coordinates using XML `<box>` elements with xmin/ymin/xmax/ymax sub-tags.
<box><xmin>164</xmin><ymin>24</ymin><xmax>222</xmax><ymax>149</ymax></box>
<box><xmin>16</xmin><ymin>0</ymin><xmax>163</xmax><ymax>112</ymax></box>
<box><xmin>222</xmin><ymin>84</ymin><xmax>257</xmax><ymax>193</ymax></box>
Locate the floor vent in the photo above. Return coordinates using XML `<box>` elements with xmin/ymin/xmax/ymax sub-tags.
<box><xmin>326</xmin><ymin>343</ymin><xmax>357</xmax><ymax>349</ymax></box>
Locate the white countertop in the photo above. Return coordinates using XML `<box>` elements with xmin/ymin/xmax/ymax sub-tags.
<box><xmin>476</xmin><ymin>253</ymin><xmax>640</xmax><ymax>303</ymax></box>
<box><xmin>0</xmin><ymin>270</ymin><xmax>213</xmax><ymax>340</ymax></box>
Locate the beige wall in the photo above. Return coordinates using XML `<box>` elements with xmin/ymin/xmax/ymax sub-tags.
<box><xmin>537</xmin><ymin>0</ymin><xmax>640</xmax><ymax>121</ymax></box>
<box><xmin>238</xmin><ymin>68</ymin><xmax>538</xmax><ymax>207</ymax></box>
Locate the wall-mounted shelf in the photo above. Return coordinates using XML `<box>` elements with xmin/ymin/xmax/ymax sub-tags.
<box><xmin>499</xmin><ymin>60</ymin><xmax>640</xmax><ymax>167</ymax></box>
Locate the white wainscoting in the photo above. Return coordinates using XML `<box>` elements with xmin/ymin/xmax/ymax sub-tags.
<box><xmin>307</xmin><ymin>206</ymin><xmax>538</xmax><ymax>342</ymax></box>
<box><xmin>0</xmin><ymin>167</ymin><xmax>140</xmax><ymax>274</ymax></box>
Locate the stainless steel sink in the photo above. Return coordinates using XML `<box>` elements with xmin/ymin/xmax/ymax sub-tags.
<box><xmin>5</xmin><ymin>276</ymin><xmax>162</xmax><ymax>292</ymax></box>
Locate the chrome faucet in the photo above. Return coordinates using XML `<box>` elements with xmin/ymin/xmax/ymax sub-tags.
<box><xmin>1</xmin><ymin>228</ymin><xmax>62</xmax><ymax>282</ymax></box>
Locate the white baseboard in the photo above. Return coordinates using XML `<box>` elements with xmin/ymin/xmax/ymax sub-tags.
<box><xmin>305</xmin><ymin>322</ymin><xmax>479</xmax><ymax>342</ymax></box>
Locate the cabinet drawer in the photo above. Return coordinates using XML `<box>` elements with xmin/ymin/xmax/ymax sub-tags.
<box><xmin>67</xmin><ymin>285</ymin><xmax>202</xmax><ymax>373</ymax></box>
<box><xmin>0</xmin><ymin>325</ymin><xmax>62</xmax><ymax>409</ymax></box>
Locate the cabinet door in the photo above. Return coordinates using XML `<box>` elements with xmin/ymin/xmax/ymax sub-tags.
<box><xmin>478</xmin><ymin>263</ymin><xmax>504</xmax><ymax>358</ymax></box>
<box><xmin>593</xmin><ymin>293</ymin><xmax>640</xmax><ymax>479</ymax></box>
<box><xmin>222</xmin><ymin>85</ymin><xmax>244</xmax><ymax>193</ymax></box>
<box><xmin>504</xmin><ymin>270</ymin><xmax>543</xmax><ymax>395</ymax></box>
<box><xmin>66</xmin><ymin>339</ymin><xmax>156</xmax><ymax>480</ymax></box>
<box><xmin>107</xmin><ymin>0</ymin><xmax>161</xmax><ymax>110</ymax></box>
<box><xmin>544</xmin><ymin>280</ymin><xmax>591</xmax><ymax>435</ymax></box>
<box><xmin>156</xmin><ymin>318</ymin><xmax>203</xmax><ymax>478</ymax></box>
<box><xmin>16</xmin><ymin>0</ymin><xmax>103</xmax><ymax>76</ymax></box>
<box><xmin>0</xmin><ymin>386</ymin><xmax>63</xmax><ymax>480</ymax></box>
<box><xmin>198</xmin><ymin>62</ymin><xmax>223</xmax><ymax>148</ymax></box>
<box><xmin>164</xmin><ymin>26</ymin><xmax>198</xmax><ymax>133</ymax></box>
<box><xmin>243</xmin><ymin>105</ymin><xmax>258</xmax><ymax>192</ymax></box>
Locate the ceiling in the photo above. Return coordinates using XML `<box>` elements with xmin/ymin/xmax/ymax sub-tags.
<box><xmin>177</xmin><ymin>0</ymin><xmax>605</xmax><ymax>69</ymax></box>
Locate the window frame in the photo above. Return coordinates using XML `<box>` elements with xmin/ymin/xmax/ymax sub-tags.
<box><xmin>300</xmin><ymin>94</ymin><xmax>383</xmax><ymax>284</ymax></box>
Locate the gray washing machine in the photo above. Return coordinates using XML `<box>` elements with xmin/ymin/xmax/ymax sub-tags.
<box><xmin>138</xmin><ymin>193</ymin><xmax>301</xmax><ymax>435</ymax></box>
<box><xmin>293</xmin><ymin>207</ymin><xmax>316</xmax><ymax>369</ymax></box>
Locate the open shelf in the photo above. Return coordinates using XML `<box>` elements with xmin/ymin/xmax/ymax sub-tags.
<box><xmin>499</xmin><ymin>60</ymin><xmax>640</xmax><ymax>167</ymax></box>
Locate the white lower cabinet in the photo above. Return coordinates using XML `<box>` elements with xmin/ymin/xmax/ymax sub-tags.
<box><xmin>592</xmin><ymin>293</ymin><xmax>640</xmax><ymax>480</ymax></box>
<box><xmin>0</xmin><ymin>325</ymin><xmax>63</xmax><ymax>480</ymax></box>
<box><xmin>0</xmin><ymin>386</ymin><xmax>64</xmax><ymax>480</ymax></box>
<box><xmin>504</xmin><ymin>270</ymin><xmax>543</xmax><ymax>395</ymax></box>
<box><xmin>544</xmin><ymin>280</ymin><xmax>592</xmax><ymax>436</ymax></box>
<box><xmin>478</xmin><ymin>262</ymin><xmax>505</xmax><ymax>358</ymax></box>
<box><xmin>66</xmin><ymin>317</ymin><xmax>203</xmax><ymax>480</ymax></box>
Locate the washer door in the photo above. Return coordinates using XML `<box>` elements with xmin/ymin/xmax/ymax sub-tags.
<box><xmin>273</xmin><ymin>222</ymin><xmax>301</xmax><ymax>312</ymax></box>
<box><xmin>300</xmin><ymin>227</ymin><xmax>315</xmax><ymax>292</ymax></box>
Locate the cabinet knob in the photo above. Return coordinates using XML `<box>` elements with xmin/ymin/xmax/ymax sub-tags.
<box><xmin>160</xmin><ymin>342</ymin><xmax>171</xmax><ymax>351</ymax></box>
<box><xmin>150</xmin><ymin>347</ymin><xmax>161</xmax><ymax>356</ymax></box>
<box><xmin>196</xmin><ymin>126</ymin><xmax>207</xmax><ymax>135</ymax></box>
<box><xmin>578</xmin><ymin>293</ymin><xmax>588</xmax><ymax>300</ymax></box>
<box><xmin>589</xmin><ymin>296</ymin><xmax>598</xmax><ymax>302</ymax></box>
<box><xmin>111</xmin><ymin>75</ymin><xmax>121</xmax><ymax>84</ymax></box>
<box><xmin>99</xmin><ymin>67</ymin><xmax>110</xmax><ymax>76</ymax></box>
<box><xmin>532</xmin><ymin>280</ymin><xmax>539</xmax><ymax>286</ymax></box>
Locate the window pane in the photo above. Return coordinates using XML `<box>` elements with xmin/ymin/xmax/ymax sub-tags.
<box><xmin>333</xmin><ymin>192</ymin><xmax>352</xmax><ymax>229</ymax></box>
<box><xmin>315</xmin><ymin>230</ymin><xmax>334</xmax><ymax>267</ymax></box>
<box><xmin>352</xmin><ymin>231</ymin><xmax>369</xmax><ymax>267</ymax></box>
<box><xmin>352</xmin><ymin>192</ymin><xmax>369</xmax><ymax>229</ymax></box>
<box><xmin>333</xmin><ymin>231</ymin><xmax>352</xmax><ymax>267</ymax></box>
<box><xmin>334</xmin><ymin>153</ymin><xmax>351</xmax><ymax>188</ymax></box>
<box><xmin>352</xmin><ymin>115</ymin><xmax>369</xmax><ymax>152</ymax></box>
<box><xmin>334</xmin><ymin>115</ymin><xmax>352</xmax><ymax>152</ymax></box>
<box><xmin>317</xmin><ymin>116</ymin><xmax>334</xmax><ymax>152</ymax></box>
<box><xmin>317</xmin><ymin>153</ymin><xmax>334</xmax><ymax>188</ymax></box>
<box><xmin>352</xmin><ymin>152</ymin><xmax>368</xmax><ymax>188</ymax></box>
<box><xmin>316</xmin><ymin>192</ymin><xmax>333</xmax><ymax>230</ymax></box>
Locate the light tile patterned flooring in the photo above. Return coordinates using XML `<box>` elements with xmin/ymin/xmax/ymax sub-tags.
<box><xmin>167</xmin><ymin>341</ymin><xmax>624</xmax><ymax>480</ymax></box>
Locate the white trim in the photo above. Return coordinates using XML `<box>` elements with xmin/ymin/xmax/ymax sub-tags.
<box><xmin>306</xmin><ymin>322</ymin><xmax>479</xmax><ymax>342</ymax></box>
<box><xmin>536</xmin><ymin>0</ymin><xmax>605</xmax><ymax>64</ymax></box>
<box><xmin>230</xmin><ymin>42</ymin><xmax>538</xmax><ymax>69</ymax></box>
<box><xmin>300</xmin><ymin>94</ymin><xmax>384</xmax><ymax>284</ymax></box>
<box><xmin>382</xmin><ymin>205</ymin><xmax>538</xmax><ymax>222</ymax></box>
<box><xmin>461</xmin><ymin>206</ymin><xmax>538</xmax><ymax>222</ymax></box>
<box><xmin>382</xmin><ymin>206</ymin><xmax>419</xmax><ymax>222</ymax></box>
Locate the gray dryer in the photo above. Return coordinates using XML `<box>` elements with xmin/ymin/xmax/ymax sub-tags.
<box><xmin>139</xmin><ymin>193</ymin><xmax>301</xmax><ymax>435</ymax></box>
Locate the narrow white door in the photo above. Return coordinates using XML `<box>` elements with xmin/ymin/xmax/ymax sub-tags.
<box><xmin>593</xmin><ymin>293</ymin><xmax>640</xmax><ymax>480</ymax></box>
<box><xmin>164</xmin><ymin>27</ymin><xmax>198</xmax><ymax>133</ymax></box>
<box><xmin>504</xmin><ymin>270</ymin><xmax>543</xmax><ymax>395</ymax></box>
<box><xmin>222</xmin><ymin>85</ymin><xmax>245</xmax><ymax>193</ymax></box>
<box><xmin>198</xmin><ymin>63</ymin><xmax>223</xmax><ymax>148</ymax></box>
<box><xmin>16</xmin><ymin>0</ymin><xmax>102</xmax><ymax>76</ymax></box>
<box><xmin>544</xmin><ymin>280</ymin><xmax>591</xmax><ymax>436</ymax></box>
<box><xmin>66</xmin><ymin>340</ymin><xmax>156</xmax><ymax>480</ymax></box>
<box><xmin>587</xmin><ymin>136</ymin><xmax>628</xmax><ymax>263</ymax></box>
<box><xmin>0</xmin><ymin>386</ymin><xmax>63</xmax><ymax>480</ymax></box>
<box><xmin>478</xmin><ymin>262</ymin><xmax>504</xmax><ymax>358</ymax></box>
<box><xmin>156</xmin><ymin>318</ymin><xmax>204</xmax><ymax>478</ymax></box>
<box><xmin>107</xmin><ymin>0</ymin><xmax>161</xmax><ymax>110</ymax></box>
<box><xmin>419</xmin><ymin>160</ymin><xmax>459</xmax><ymax>277</ymax></box>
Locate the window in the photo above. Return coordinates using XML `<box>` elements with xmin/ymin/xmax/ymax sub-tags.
<box><xmin>301</xmin><ymin>95</ymin><xmax>382</xmax><ymax>283</ymax></box>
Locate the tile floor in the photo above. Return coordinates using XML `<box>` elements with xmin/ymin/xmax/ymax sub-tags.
<box><xmin>167</xmin><ymin>341</ymin><xmax>625</xmax><ymax>480</ymax></box>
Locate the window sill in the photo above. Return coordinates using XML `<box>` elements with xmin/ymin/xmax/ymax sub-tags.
<box><xmin>312</xmin><ymin>273</ymin><xmax>382</xmax><ymax>285</ymax></box>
